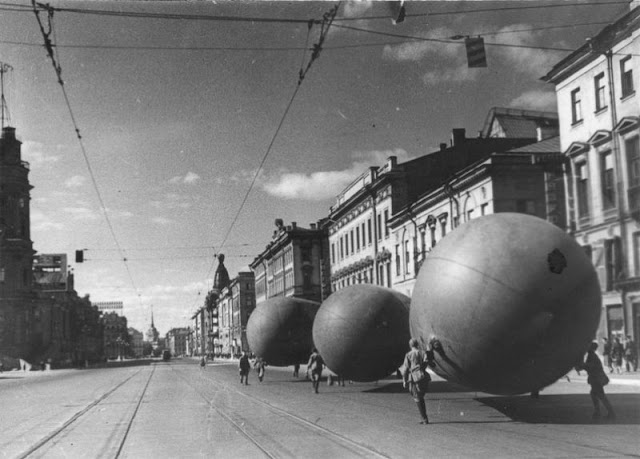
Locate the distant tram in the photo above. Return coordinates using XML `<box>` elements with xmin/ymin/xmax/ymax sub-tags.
<box><xmin>162</xmin><ymin>350</ymin><xmax>171</xmax><ymax>361</ymax></box>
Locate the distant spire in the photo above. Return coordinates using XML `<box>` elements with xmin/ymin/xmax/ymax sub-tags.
<box><xmin>0</xmin><ymin>62</ymin><xmax>13</xmax><ymax>130</ymax></box>
<box><xmin>151</xmin><ymin>305</ymin><xmax>154</xmax><ymax>327</ymax></box>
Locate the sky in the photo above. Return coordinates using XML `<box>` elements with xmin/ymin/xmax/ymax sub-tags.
<box><xmin>0</xmin><ymin>0</ymin><xmax>632</xmax><ymax>335</ymax></box>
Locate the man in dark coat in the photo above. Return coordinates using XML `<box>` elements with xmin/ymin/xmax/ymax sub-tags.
<box><xmin>239</xmin><ymin>351</ymin><xmax>251</xmax><ymax>385</ymax></box>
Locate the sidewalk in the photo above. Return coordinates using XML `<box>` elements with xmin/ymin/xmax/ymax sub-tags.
<box><xmin>564</xmin><ymin>368</ymin><xmax>640</xmax><ymax>387</ymax></box>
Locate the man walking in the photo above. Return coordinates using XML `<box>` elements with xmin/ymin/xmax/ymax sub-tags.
<box><xmin>307</xmin><ymin>348</ymin><xmax>324</xmax><ymax>394</ymax></box>
<box><xmin>402</xmin><ymin>338</ymin><xmax>433</xmax><ymax>425</ymax></box>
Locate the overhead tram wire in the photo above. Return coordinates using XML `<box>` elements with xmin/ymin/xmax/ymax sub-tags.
<box><xmin>31</xmin><ymin>1</ymin><xmax>143</xmax><ymax>307</ymax></box>
<box><xmin>189</xmin><ymin>4</ymin><xmax>339</xmax><ymax>313</ymax></box>
<box><xmin>328</xmin><ymin>22</ymin><xmax>640</xmax><ymax>58</ymax></box>
<box><xmin>0</xmin><ymin>19</ymin><xmax>620</xmax><ymax>54</ymax></box>
<box><xmin>0</xmin><ymin>0</ymin><xmax>632</xmax><ymax>22</ymax></box>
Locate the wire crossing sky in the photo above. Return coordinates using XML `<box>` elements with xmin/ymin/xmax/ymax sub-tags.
<box><xmin>0</xmin><ymin>0</ymin><xmax>631</xmax><ymax>333</ymax></box>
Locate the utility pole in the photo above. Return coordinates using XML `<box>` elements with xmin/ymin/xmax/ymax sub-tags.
<box><xmin>0</xmin><ymin>62</ymin><xmax>13</xmax><ymax>129</ymax></box>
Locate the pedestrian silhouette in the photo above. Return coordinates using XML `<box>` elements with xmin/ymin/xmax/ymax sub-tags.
<box><xmin>307</xmin><ymin>348</ymin><xmax>324</xmax><ymax>394</ymax></box>
<box><xmin>254</xmin><ymin>357</ymin><xmax>266</xmax><ymax>382</ymax></box>
<box><xmin>580</xmin><ymin>341</ymin><xmax>615</xmax><ymax>421</ymax></box>
<box><xmin>239</xmin><ymin>351</ymin><xmax>251</xmax><ymax>385</ymax></box>
<box><xmin>402</xmin><ymin>338</ymin><xmax>433</xmax><ymax>425</ymax></box>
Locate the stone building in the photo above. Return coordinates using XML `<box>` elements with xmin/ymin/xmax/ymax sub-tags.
<box><xmin>543</xmin><ymin>4</ymin><xmax>640</xmax><ymax>345</ymax></box>
<box><xmin>217</xmin><ymin>272</ymin><xmax>255</xmax><ymax>356</ymax></box>
<box><xmin>250</xmin><ymin>219</ymin><xmax>330</xmax><ymax>304</ymax></box>
<box><xmin>165</xmin><ymin>327</ymin><xmax>190</xmax><ymax>357</ymax></box>
<box><xmin>128</xmin><ymin>327</ymin><xmax>143</xmax><ymax>358</ymax></box>
<box><xmin>0</xmin><ymin>125</ymin><xmax>37</xmax><ymax>362</ymax></box>
<box><xmin>102</xmin><ymin>311</ymin><xmax>129</xmax><ymax>360</ymax></box>
<box><xmin>327</xmin><ymin>127</ymin><xmax>541</xmax><ymax>293</ymax></box>
<box><xmin>389</xmin><ymin>135</ymin><xmax>566</xmax><ymax>297</ymax></box>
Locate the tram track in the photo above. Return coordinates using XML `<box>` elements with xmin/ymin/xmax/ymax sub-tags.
<box><xmin>174</xmin><ymin>366</ymin><xmax>390</xmax><ymax>459</ymax></box>
<box><xmin>16</xmin><ymin>365</ymin><xmax>156</xmax><ymax>459</ymax></box>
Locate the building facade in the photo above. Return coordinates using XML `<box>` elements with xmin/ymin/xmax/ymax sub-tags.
<box><xmin>250</xmin><ymin>220</ymin><xmax>330</xmax><ymax>304</ymax></box>
<box><xmin>543</xmin><ymin>5</ymin><xmax>640</xmax><ymax>345</ymax></box>
<box><xmin>128</xmin><ymin>327</ymin><xmax>143</xmax><ymax>358</ymax></box>
<box><xmin>327</xmin><ymin>127</ymin><xmax>542</xmax><ymax>293</ymax></box>
<box><xmin>165</xmin><ymin>327</ymin><xmax>190</xmax><ymax>357</ymax></box>
<box><xmin>217</xmin><ymin>272</ymin><xmax>255</xmax><ymax>357</ymax></box>
<box><xmin>389</xmin><ymin>136</ymin><xmax>566</xmax><ymax>297</ymax></box>
<box><xmin>102</xmin><ymin>312</ymin><xmax>129</xmax><ymax>360</ymax></box>
<box><xmin>0</xmin><ymin>126</ymin><xmax>37</xmax><ymax>362</ymax></box>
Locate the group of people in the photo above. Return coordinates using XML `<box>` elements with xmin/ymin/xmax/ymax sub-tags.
<box><xmin>400</xmin><ymin>337</ymin><xmax>622</xmax><ymax>425</ymax></box>
<box><xmin>602</xmin><ymin>336</ymin><xmax>637</xmax><ymax>374</ymax></box>
<box><xmin>238</xmin><ymin>352</ymin><xmax>267</xmax><ymax>385</ymax></box>
<box><xmin>226</xmin><ymin>336</ymin><xmax>623</xmax><ymax>426</ymax></box>
<box><xmin>235</xmin><ymin>348</ymin><xmax>329</xmax><ymax>393</ymax></box>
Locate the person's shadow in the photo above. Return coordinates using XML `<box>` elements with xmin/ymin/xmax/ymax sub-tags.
<box><xmin>478</xmin><ymin>393</ymin><xmax>640</xmax><ymax>425</ymax></box>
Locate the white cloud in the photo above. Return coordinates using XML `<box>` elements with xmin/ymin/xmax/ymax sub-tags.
<box><xmin>184</xmin><ymin>172</ymin><xmax>200</xmax><ymax>183</ymax></box>
<box><xmin>64</xmin><ymin>175</ymin><xmax>87</xmax><ymax>188</ymax></box>
<box><xmin>151</xmin><ymin>216</ymin><xmax>173</xmax><ymax>225</ymax></box>
<box><xmin>489</xmin><ymin>25</ymin><xmax>564</xmax><ymax>76</ymax></box>
<box><xmin>263</xmin><ymin>148</ymin><xmax>414</xmax><ymax>201</ymax></box>
<box><xmin>30</xmin><ymin>208</ymin><xmax>64</xmax><ymax>231</ymax></box>
<box><xmin>509</xmin><ymin>90</ymin><xmax>558</xmax><ymax>111</ymax></box>
<box><xmin>21</xmin><ymin>141</ymin><xmax>60</xmax><ymax>166</ymax></box>
<box><xmin>169</xmin><ymin>172</ymin><xmax>201</xmax><ymax>184</ymax></box>
<box><xmin>382</xmin><ymin>24</ymin><xmax>564</xmax><ymax>85</ymax></box>
<box><xmin>342</xmin><ymin>1</ymin><xmax>373</xmax><ymax>18</ymax></box>
<box><xmin>382</xmin><ymin>27</ymin><xmax>459</xmax><ymax>63</ymax></box>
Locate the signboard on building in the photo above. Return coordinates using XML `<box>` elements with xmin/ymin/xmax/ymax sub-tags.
<box><xmin>93</xmin><ymin>301</ymin><xmax>124</xmax><ymax>315</ymax></box>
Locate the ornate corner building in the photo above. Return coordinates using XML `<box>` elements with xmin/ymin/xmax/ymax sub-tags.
<box><xmin>0</xmin><ymin>126</ymin><xmax>37</xmax><ymax>360</ymax></box>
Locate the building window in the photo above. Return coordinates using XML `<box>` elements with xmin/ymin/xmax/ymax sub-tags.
<box><xmin>600</xmin><ymin>150</ymin><xmax>616</xmax><ymax>210</ymax></box>
<box><xmin>604</xmin><ymin>237</ymin><xmax>622</xmax><ymax>291</ymax></box>
<box><xmin>480</xmin><ymin>203</ymin><xmax>488</xmax><ymax>215</ymax></box>
<box><xmin>362</xmin><ymin>222</ymin><xmax>366</xmax><ymax>246</ymax></box>
<box><xmin>340</xmin><ymin>237</ymin><xmax>344</xmax><ymax>260</ymax></box>
<box><xmin>395</xmin><ymin>245</ymin><xmax>401</xmax><ymax>276</ymax></box>
<box><xmin>404</xmin><ymin>240</ymin><xmax>410</xmax><ymax>274</ymax></box>
<box><xmin>576</xmin><ymin>162</ymin><xmax>590</xmax><ymax>219</ymax></box>
<box><xmin>430</xmin><ymin>225</ymin><xmax>436</xmax><ymax>248</ymax></box>
<box><xmin>627</xmin><ymin>136</ymin><xmax>640</xmax><ymax>187</ymax></box>
<box><xmin>350</xmin><ymin>230</ymin><xmax>354</xmax><ymax>254</ymax></box>
<box><xmin>384</xmin><ymin>209</ymin><xmax>389</xmax><ymax>237</ymax></box>
<box><xmin>571</xmin><ymin>87</ymin><xmax>582</xmax><ymax>124</ymax></box>
<box><xmin>331</xmin><ymin>243</ymin><xmax>335</xmax><ymax>264</ymax></box>
<box><xmin>620</xmin><ymin>56</ymin><xmax>634</xmax><ymax>98</ymax></box>
<box><xmin>345</xmin><ymin>233</ymin><xmax>349</xmax><ymax>256</ymax></box>
<box><xmin>594</xmin><ymin>73</ymin><xmax>607</xmax><ymax>111</ymax></box>
<box><xmin>466</xmin><ymin>209</ymin><xmax>474</xmax><ymax>221</ymax></box>
<box><xmin>633</xmin><ymin>232</ymin><xmax>640</xmax><ymax>276</ymax></box>
<box><xmin>356</xmin><ymin>226</ymin><xmax>360</xmax><ymax>251</ymax></box>
<box><xmin>377</xmin><ymin>214</ymin><xmax>382</xmax><ymax>241</ymax></box>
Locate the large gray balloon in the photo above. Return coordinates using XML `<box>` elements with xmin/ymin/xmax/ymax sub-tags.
<box><xmin>313</xmin><ymin>284</ymin><xmax>410</xmax><ymax>382</ymax></box>
<box><xmin>411</xmin><ymin>213</ymin><xmax>601</xmax><ymax>395</ymax></box>
<box><xmin>246</xmin><ymin>297</ymin><xmax>320</xmax><ymax>366</ymax></box>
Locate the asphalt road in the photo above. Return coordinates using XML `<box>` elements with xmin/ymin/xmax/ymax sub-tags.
<box><xmin>1</xmin><ymin>358</ymin><xmax>639</xmax><ymax>458</ymax></box>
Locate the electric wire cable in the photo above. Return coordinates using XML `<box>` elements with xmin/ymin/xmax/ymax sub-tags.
<box><xmin>31</xmin><ymin>1</ymin><xmax>143</xmax><ymax>307</ymax></box>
